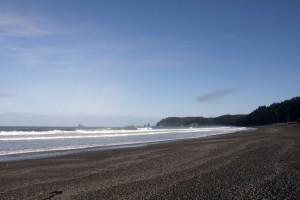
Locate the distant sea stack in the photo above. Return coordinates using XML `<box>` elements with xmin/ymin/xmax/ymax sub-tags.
<box><xmin>78</xmin><ymin>123</ymin><xmax>85</xmax><ymax>128</ymax></box>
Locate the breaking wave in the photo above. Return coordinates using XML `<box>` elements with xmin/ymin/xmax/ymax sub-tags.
<box><xmin>0</xmin><ymin>126</ymin><xmax>252</xmax><ymax>161</ymax></box>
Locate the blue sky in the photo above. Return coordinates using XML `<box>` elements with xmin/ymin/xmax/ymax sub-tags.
<box><xmin>0</xmin><ymin>0</ymin><xmax>299</xmax><ymax>126</ymax></box>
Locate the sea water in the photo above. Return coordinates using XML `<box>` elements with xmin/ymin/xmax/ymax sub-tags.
<box><xmin>0</xmin><ymin>126</ymin><xmax>251</xmax><ymax>161</ymax></box>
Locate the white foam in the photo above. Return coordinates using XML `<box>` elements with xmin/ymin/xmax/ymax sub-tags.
<box><xmin>0</xmin><ymin>126</ymin><xmax>252</xmax><ymax>159</ymax></box>
<box><xmin>0</xmin><ymin>127</ymin><xmax>248</xmax><ymax>141</ymax></box>
<box><xmin>0</xmin><ymin>126</ymin><xmax>245</xmax><ymax>136</ymax></box>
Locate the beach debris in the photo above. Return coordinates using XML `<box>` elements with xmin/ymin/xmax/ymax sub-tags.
<box><xmin>42</xmin><ymin>191</ymin><xmax>63</xmax><ymax>200</ymax></box>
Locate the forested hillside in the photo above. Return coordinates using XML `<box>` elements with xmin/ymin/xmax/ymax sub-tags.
<box><xmin>156</xmin><ymin>97</ymin><xmax>300</xmax><ymax>127</ymax></box>
<box><xmin>237</xmin><ymin>97</ymin><xmax>300</xmax><ymax>126</ymax></box>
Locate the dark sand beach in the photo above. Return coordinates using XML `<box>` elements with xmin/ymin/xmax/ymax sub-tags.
<box><xmin>1</xmin><ymin>125</ymin><xmax>300</xmax><ymax>199</ymax></box>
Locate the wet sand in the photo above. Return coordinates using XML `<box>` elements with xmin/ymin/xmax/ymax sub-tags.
<box><xmin>1</xmin><ymin>125</ymin><xmax>300</xmax><ymax>199</ymax></box>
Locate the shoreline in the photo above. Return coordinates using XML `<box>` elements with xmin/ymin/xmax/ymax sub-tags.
<box><xmin>1</xmin><ymin>124</ymin><xmax>299</xmax><ymax>199</ymax></box>
<box><xmin>0</xmin><ymin>126</ymin><xmax>251</xmax><ymax>162</ymax></box>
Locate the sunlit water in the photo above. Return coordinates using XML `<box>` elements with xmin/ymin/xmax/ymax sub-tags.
<box><xmin>0</xmin><ymin>126</ymin><xmax>252</xmax><ymax>161</ymax></box>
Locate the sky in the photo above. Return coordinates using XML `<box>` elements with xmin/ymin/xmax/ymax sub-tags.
<box><xmin>0</xmin><ymin>0</ymin><xmax>299</xmax><ymax>126</ymax></box>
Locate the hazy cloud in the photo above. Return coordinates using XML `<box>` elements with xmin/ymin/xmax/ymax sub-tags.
<box><xmin>0</xmin><ymin>113</ymin><xmax>160</xmax><ymax>127</ymax></box>
<box><xmin>0</xmin><ymin>13</ymin><xmax>192</xmax><ymax>71</ymax></box>
<box><xmin>0</xmin><ymin>13</ymin><xmax>52</xmax><ymax>37</ymax></box>
<box><xmin>0</xmin><ymin>93</ymin><xmax>15</xmax><ymax>99</ymax></box>
<box><xmin>2</xmin><ymin>46</ymin><xmax>81</xmax><ymax>66</ymax></box>
<box><xmin>197</xmin><ymin>88</ymin><xmax>238</xmax><ymax>102</ymax></box>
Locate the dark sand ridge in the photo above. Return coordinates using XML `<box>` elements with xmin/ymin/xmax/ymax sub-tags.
<box><xmin>0</xmin><ymin>125</ymin><xmax>299</xmax><ymax>199</ymax></box>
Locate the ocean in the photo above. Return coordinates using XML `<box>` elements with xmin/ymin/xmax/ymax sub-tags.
<box><xmin>0</xmin><ymin>126</ymin><xmax>251</xmax><ymax>162</ymax></box>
